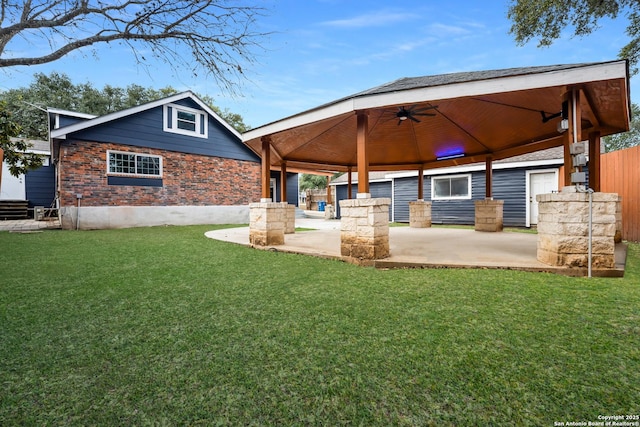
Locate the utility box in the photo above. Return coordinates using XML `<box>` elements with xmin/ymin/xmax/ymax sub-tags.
<box><xmin>34</xmin><ymin>206</ymin><xmax>45</xmax><ymax>221</ymax></box>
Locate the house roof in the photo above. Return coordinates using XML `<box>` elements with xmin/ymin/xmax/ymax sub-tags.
<box><xmin>243</xmin><ymin>60</ymin><xmax>630</xmax><ymax>175</ymax></box>
<box><xmin>50</xmin><ymin>91</ymin><xmax>241</xmax><ymax>140</ymax></box>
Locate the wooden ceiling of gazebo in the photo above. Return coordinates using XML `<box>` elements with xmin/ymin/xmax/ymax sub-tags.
<box><xmin>244</xmin><ymin>61</ymin><xmax>630</xmax><ymax>175</ymax></box>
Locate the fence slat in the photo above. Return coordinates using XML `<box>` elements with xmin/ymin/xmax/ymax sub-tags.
<box><xmin>602</xmin><ymin>145</ymin><xmax>640</xmax><ymax>242</ymax></box>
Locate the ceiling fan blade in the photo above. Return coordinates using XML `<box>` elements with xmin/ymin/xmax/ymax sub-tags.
<box><xmin>413</xmin><ymin>105</ymin><xmax>438</xmax><ymax>113</ymax></box>
<box><xmin>409</xmin><ymin>116</ymin><xmax>421</xmax><ymax>123</ymax></box>
<box><xmin>397</xmin><ymin>119</ymin><xmax>402</xmax><ymax>126</ymax></box>
<box><xmin>414</xmin><ymin>112</ymin><xmax>436</xmax><ymax>117</ymax></box>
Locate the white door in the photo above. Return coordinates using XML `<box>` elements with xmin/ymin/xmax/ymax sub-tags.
<box><xmin>529</xmin><ymin>171</ymin><xmax>557</xmax><ymax>225</ymax></box>
<box><xmin>0</xmin><ymin>161</ymin><xmax>26</xmax><ymax>200</ymax></box>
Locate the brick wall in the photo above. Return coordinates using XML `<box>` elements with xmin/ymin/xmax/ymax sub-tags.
<box><xmin>58</xmin><ymin>141</ymin><xmax>261</xmax><ymax>208</ymax></box>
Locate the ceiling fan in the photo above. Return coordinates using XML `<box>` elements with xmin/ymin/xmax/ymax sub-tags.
<box><xmin>395</xmin><ymin>105</ymin><xmax>438</xmax><ymax>125</ymax></box>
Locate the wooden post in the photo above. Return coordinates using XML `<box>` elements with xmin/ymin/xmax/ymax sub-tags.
<box><xmin>347</xmin><ymin>166</ymin><xmax>353</xmax><ymax>199</ymax></box>
<box><xmin>589</xmin><ymin>131</ymin><xmax>601</xmax><ymax>192</ymax></box>
<box><xmin>485</xmin><ymin>155</ymin><xmax>493</xmax><ymax>199</ymax></box>
<box><xmin>356</xmin><ymin>112</ymin><xmax>370</xmax><ymax>196</ymax></box>
<box><xmin>417</xmin><ymin>165</ymin><xmax>424</xmax><ymax>200</ymax></box>
<box><xmin>564</xmin><ymin>89</ymin><xmax>582</xmax><ymax>185</ymax></box>
<box><xmin>280</xmin><ymin>161</ymin><xmax>287</xmax><ymax>203</ymax></box>
<box><xmin>261</xmin><ymin>136</ymin><xmax>271</xmax><ymax>200</ymax></box>
<box><xmin>326</xmin><ymin>176</ymin><xmax>332</xmax><ymax>205</ymax></box>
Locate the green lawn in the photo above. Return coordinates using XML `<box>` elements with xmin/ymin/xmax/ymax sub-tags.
<box><xmin>1</xmin><ymin>225</ymin><xmax>639</xmax><ymax>425</ymax></box>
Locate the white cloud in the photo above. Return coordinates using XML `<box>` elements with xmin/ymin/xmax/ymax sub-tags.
<box><xmin>320</xmin><ymin>11</ymin><xmax>419</xmax><ymax>28</ymax></box>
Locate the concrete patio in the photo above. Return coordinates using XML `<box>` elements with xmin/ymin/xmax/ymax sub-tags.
<box><xmin>205</xmin><ymin>218</ymin><xmax>627</xmax><ymax>277</ymax></box>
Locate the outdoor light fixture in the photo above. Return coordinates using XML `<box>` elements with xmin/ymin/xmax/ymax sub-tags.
<box><xmin>436</xmin><ymin>153</ymin><xmax>465</xmax><ymax>161</ymax></box>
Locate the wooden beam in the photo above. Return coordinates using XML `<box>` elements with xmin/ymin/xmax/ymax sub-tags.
<box><xmin>356</xmin><ymin>112</ymin><xmax>370</xmax><ymax>195</ymax></box>
<box><xmin>280</xmin><ymin>161</ymin><xmax>287</xmax><ymax>203</ymax></box>
<box><xmin>485</xmin><ymin>155</ymin><xmax>493</xmax><ymax>199</ymax></box>
<box><xmin>261</xmin><ymin>136</ymin><xmax>272</xmax><ymax>200</ymax></box>
<box><xmin>589</xmin><ymin>131</ymin><xmax>602</xmax><ymax>192</ymax></box>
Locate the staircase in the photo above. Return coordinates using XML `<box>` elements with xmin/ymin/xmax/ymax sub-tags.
<box><xmin>0</xmin><ymin>200</ymin><xmax>29</xmax><ymax>220</ymax></box>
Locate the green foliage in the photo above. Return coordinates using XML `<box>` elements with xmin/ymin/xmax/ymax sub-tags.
<box><xmin>0</xmin><ymin>226</ymin><xmax>638</xmax><ymax>425</ymax></box>
<box><xmin>299</xmin><ymin>173</ymin><xmax>328</xmax><ymax>190</ymax></box>
<box><xmin>0</xmin><ymin>72</ymin><xmax>250</xmax><ymax>140</ymax></box>
<box><xmin>508</xmin><ymin>0</ymin><xmax>640</xmax><ymax>72</ymax></box>
<box><xmin>604</xmin><ymin>103</ymin><xmax>640</xmax><ymax>151</ymax></box>
<box><xmin>0</xmin><ymin>101</ymin><xmax>43</xmax><ymax>177</ymax></box>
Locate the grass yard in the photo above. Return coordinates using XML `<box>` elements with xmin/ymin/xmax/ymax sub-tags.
<box><xmin>1</xmin><ymin>225</ymin><xmax>639</xmax><ymax>425</ymax></box>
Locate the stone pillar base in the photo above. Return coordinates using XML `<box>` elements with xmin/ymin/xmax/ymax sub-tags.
<box><xmin>285</xmin><ymin>204</ymin><xmax>295</xmax><ymax>234</ymax></box>
<box><xmin>536</xmin><ymin>191</ymin><xmax>619</xmax><ymax>268</ymax></box>
<box><xmin>409</xmin><ymin>200</ymin><xmax>432</xmax><ymax>228</ymax></box>
<box><xmin>324</xmin><ymin>204</ymin><xmax>335</xmax><ymax>220</ymax></box>
<box><xmin>249</xmin><ymin>202</ymin><xmax>288</xmax><ymax>246</ymax></box>
<box><xmin>475</xmin><ymin>199</ymin><xmax>503</xmax><ymax>232</ymax></box>
<box><xmin>339</xmin><ymin>198</ymin><xmax>390</xmax><ymax>261</ymax></box>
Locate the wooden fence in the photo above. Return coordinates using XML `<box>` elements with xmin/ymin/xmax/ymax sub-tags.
<box><xmin>601</xmin><ymin>145</ymin><xmax>640</xmax><ymax>242</ymax></box>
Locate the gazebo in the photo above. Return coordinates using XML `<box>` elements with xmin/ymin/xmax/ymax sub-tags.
<box><xmin>242</xmin><ymin>60</ymin><xmax>630</xmax><ymax>270</ymax></box>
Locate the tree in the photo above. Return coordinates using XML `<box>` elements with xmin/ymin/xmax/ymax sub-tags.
<box><xmin>603</xmin><ymin>103</ymin><xmax>640</xmax><ymax>151</ymax></box>
<box><xmin>507</xmin><ymin>0</ymin><xmax>640</xmax><ymax>72</ymax></box>
<box><xmin>0</xmin><ymin>1</ymin><xmax>268</xmax><ymax>94</ymax></box>
<box><xmin>299</xmin><ymin>174</ymin><xmax>328</xmax><ymax>191</ymax></box>
<box><xmin>0</xmin><ymin>101</ymin><xmax>43</xmax><ymax>180</ymax></box>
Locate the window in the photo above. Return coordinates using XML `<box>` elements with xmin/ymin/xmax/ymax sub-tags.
<box><xmin>163</xmin><ymin>103</ymin><xmax>208</xmax><ymax>138</ymax></box>
<box><xmin>107</xmin><ymin>151</ymin><xmax>162</xmax><ymax>177</ymax></box>
<box><xmin>432</xmin><ymin>174</ymin><xmax>471</xmax><ymax>200</ymax></box>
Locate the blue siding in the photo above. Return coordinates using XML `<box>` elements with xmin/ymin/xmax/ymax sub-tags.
<box><xmin>269</xmin><ymin>171</ymin><xmax>299</xmax><ymax>205</ymax></box>
<box><xmin>67</xmin><ymin>102</ymin><xmax>259</xmax><ymax>162</ymax></box>
<box><xmin>335</xmin><ymin>181</ymin><xmax>392</xmax><ymax>221</ymax></box>
<box><xmin>25</xmin><ymin>161</ymin><xmax>55</xmax><ymax>208</ymax></box>
<box><xmin>373</xmin><ymin>164</ymin><xmax>560</xmax><ymax>226</ymax></box>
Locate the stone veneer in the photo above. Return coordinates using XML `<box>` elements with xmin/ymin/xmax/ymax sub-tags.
<box><xmin>339</xmin><ymin>198</ymin><xmax>390</xmax><ymax>261</ymax></box>
<box><xmin>475</xmin><ymin>199</ymin><xmax>504</xmax><ymax>232</ymax></box>
<box><xmin>536</xmin><ymin>190</ymin><xmax>619</xmax><ymax>269</ymax></box>
<box><xmin>249</xmin><ymin>202</ymin><xmax>290</xmax><ymax>246</ymax></box>
<box><xmin>409</xmin><ymin>200</ymin><xmax>432</xmax><ymax>228</ymax></box>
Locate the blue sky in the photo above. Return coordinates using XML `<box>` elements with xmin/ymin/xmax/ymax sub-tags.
<box><xmin>0</xmin><ymin>0</ymin><xmax>634</xmax><ymax>128</ymax></box>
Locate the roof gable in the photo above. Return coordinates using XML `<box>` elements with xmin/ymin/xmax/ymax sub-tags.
<box><xmin>51</xmin><ymin>91</ymin><xmax>241</xmax><ymax>140</ymax></box>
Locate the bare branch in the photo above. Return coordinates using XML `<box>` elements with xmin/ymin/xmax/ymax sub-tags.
<box><xmin>0</xmin><ymin>0</ymin><xmax>270</xmax><ymax>94</ymax></box>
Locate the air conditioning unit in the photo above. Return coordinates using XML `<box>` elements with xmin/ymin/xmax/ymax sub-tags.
<box><xmin>34</xmin><ymin>206</ymin><xmax>45</xmax><ymax>221</ymax></box>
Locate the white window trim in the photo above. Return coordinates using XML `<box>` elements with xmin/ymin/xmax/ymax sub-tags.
<box><xmin>431</xmin><ymin>173</ymin><xmax>472</xmax><ymax>200</ymax></box>
<box><xmin>163</xmin><ymin>103</ymin><xmax>208</xmax><ymax>139</ymax></box>
<box><xmin>106</xmin><ymin>150</ymin><xmax>163</xmax><ymax>178</ymax></box>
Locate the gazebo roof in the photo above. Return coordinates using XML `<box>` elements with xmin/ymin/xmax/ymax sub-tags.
<box><xmin>243</xmin><ymin>60</ymin><xmax>630</xmax><ymax>174</ymax></box>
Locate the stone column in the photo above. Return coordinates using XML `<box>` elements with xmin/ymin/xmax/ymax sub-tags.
<box><xmin>536</xmin><ymin>191</ymin><xmax>619</xmax><ymax>269</ymax></box>
<box><xmin>409</xmin><ymin>200</ymin><xmax>432</xmax><ymax>228</ymax></box>
<box><xmin>285</xmin><ymin>203</ymin><xmax>296</xmax><ymax>234</ymax></box>
<box><xmin>339</xmin><ymin>198</ymin><xmax>390</xmax><ymax>262</ymax></box>
<box><xmin>475</xmin><ymin>199</ymin><xmax>504</xmax><ymax>232</ymax></box>
<box><xmin>249</xmin><ymin>201</ymin><xmax>288</xmax><ymax>246</ymax></box>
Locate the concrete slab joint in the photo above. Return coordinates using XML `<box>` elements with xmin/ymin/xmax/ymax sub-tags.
<box><xmin>339</xmin><ymin>198</ymin><xmax>390</xmax><ymax>262</ymax></box>
<box><xmin>475</xmin><ymin>199</ymin><xmax>504</xmax><ymax>232</ymax></box>
<box><xmin>536</xmin><ymin>192</ymin><xmax>619</xmax><ymax>269</ymax></box>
